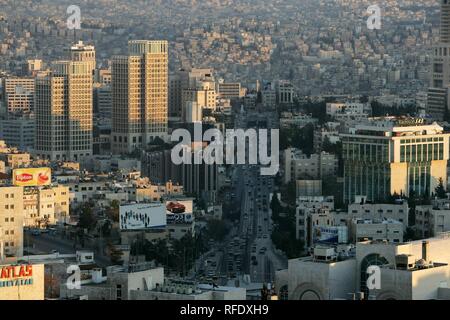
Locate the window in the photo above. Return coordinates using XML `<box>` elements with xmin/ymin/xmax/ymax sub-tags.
<box><xmin>116</xmin><ymin>285</ymin><xmax>122</xmax><ymax>300</ymax></box>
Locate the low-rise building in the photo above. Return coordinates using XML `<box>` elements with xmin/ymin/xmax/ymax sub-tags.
<box><xmin>60</xmin><ymin>264</ymin><xmax>245</xmax><ymax>300</ymax></box>
<box><xmin>284</xmin><ymin>148</ymin><xmax>338</xmax><ymax>183</ymax></box>
<box><xmin>0</xmin><ymin>186</ymin><xmax>24</xmax><ymax>258</ymax></box>
<box><xmin>350</xmin><ymin>218</ymin><xmax>403</xmax><ymax>243</ymax></box>
<box><xmin>416</xmin><ymin>201</ymin><xmax>450</xmax><ymax>238</ymax></box>
<box><xmin>23</xmin><ymin>185</ymin><xmax>70</xmax><ymax>227</ymax></box>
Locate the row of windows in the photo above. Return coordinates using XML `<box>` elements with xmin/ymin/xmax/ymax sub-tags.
<box><xmin>400</xmin><ymin>143</ymin><xmax>443</xmax><ymax>162</ymax></box>
<box><xmin>400</xmin><ymin>137</ymin><xmax>443</xmax><ymax>144</ymax></box>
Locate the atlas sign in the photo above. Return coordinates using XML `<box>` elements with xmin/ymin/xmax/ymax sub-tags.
<box><xmin>0</xmin><ymin>265</ymin><xmax>34</xmax><ymax>288</ymax></box>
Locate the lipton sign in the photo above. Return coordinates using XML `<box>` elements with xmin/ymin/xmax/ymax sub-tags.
<box><xmin>12</xmin><ymin>168</ymin><xmax>51</xmax><ymax>187</ymax></box>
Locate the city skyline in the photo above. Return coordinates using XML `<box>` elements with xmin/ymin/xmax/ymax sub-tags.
<box><xmin>2</xmin><ymin>0</ymin><xmax>450</xmax><ymax>306</ymax></box>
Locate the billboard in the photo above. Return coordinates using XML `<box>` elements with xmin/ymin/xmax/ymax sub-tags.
<box><xmin>120</xmin><ymin>203</ymin><xmax>167</xmax><ymax>230</ymax></box>
<box><xmin>12</xmin><ymin>167</ymin><xmax>51</xmax><ymax>187</ymax></box>
<box><xmin>313</xmin><ymin>226</ymin><xmax>348</xmax><ymax>245</ymax></box>
<box><xmin>165</xmin><ymin>200</ymin><xmax>194</xmax><ymax>224</ymax></box>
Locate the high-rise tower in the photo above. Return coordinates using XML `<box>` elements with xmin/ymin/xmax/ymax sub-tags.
<box><xmin>112</xmin><ymin>40</ymin><xmax>168</xmax><ymax>154</ymax></box>
<box><xmin>35</xmin><ymin>60</ymin><xmax>93</xmax><ymax>161</ymax></box>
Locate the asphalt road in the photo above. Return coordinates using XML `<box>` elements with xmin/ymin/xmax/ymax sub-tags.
<box><xmin>210</xmin><ymin>108</ymin><xmax>287</xmax><ymax>285</ymax></box>
<box><xmin>25</xmin><ymin>232</ymin><xmax>111</xmax><ymax>267</ymax></box>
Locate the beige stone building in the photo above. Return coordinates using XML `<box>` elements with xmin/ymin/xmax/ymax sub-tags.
<box><xmin>0</xmin><ymin>152</ymin><xmax>31</xmax><ymax>171</ymax></box>
<box><xmin>112</xmin><ymin>40</ymin><xmax>168</xmax><ymax>154</ymax></box>
<box><xmin>23</xmin><ymin>185</ymin><xmax>70</xmax><ymax>227</ymax></box>
<box><xmin>0</xmin><ymin>186</ymin><xmax>24</xmax><ymax>258</ymax></box>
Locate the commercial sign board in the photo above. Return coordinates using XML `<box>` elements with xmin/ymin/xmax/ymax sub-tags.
<box><xmin>120</xmin><ymin>203</ymin><xmax>167</xmax><ymax>230</ymax></box>
<box><xmin>12</xmin><ymin>168</ymin><xmax>51</xmax><ymax>187</ymax></box>
<box><xmin>166</xmin><ymin>200</ymin><xmax>194</xmax><ymax>224</ymax></box>
<box><xmin>0</xmin><ymin>265</ymin><xmax>34</xmax><ymax>288</ymax></box>
<box><xmin>313</xmin><ymin>226</ymin><xmax>348</xmax><ymax>244</ymax></box>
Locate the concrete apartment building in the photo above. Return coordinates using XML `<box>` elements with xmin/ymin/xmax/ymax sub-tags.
<box><xmin>35</xmin><ymin>60</ymin><xmax>93</xmax><ymax>161</ymax></box>
<box><xmin>0</xmin><ymin>186</ymin><xmax>24</xmax><ymax>258</ymax></box>
<box><xmin>296</xmin><ymin>196</ymin><xmax>408</xmax><ymax>249</ymax></box>
<box><xmin>0</xmin><ymin>117</ymin><xmax>35</xmax><ymax>151</ymax></box>
<box><xmin>350</xmin><ymin>218</ymin><xmax>403</xmax><ymax>243</ymax></box>
<box><xmin>341</xmin><ymin>118</ymin><xmax>450</xmax><ymax>203</ymax></box>
<box><xmin>0</xmin><ymin>150</ymin><xmax>31</xmax><ymax>172</ymax></box>
<box><xmin>217</xmin><ymin>82</ymin><xmax>242</xmax><ymax>99</ymax></box>
<box><xmin>112</xmin><ymin>40</ymin><xmax>168</xmax><ymax>154</ymax></box>
<box><xmin>416</xmin><ymin>202</ymin><xmax>450</xmax><ymax>238</ymax></box>
<box><xmin>0</xmin><ymin>78</ymin><xmax>36</xmax><ymax>150</ymax></box>
<box><xmin>1</xmin><ymin>77</ymin><xmax>35</xmax><ymax>117</ymax></box>
<box><xmin>347</xmin><ymin>198</ymin><xmax>409</xmax><ymax>229</ymax></box>
<box><xmin>60</xmin><ymin>264</ymin><xmax>245</xmax><ymax>300</ymax></box>
<box><xmin>169</xmin><ymin>68</ymin><xmax>214</xmax><ymax>119</ymax></box>
<box><xmin>296</xmin><ymin>196</ymin><xmax>335</xmax><ymax>246</ymax></box>
<box><xmin>22</xmin><ymin>185</ymin><xmax>70</xmax><ymax>227</ymax></box>
<box><xmin>326</xmin><ymin>102</ymin><xmax>370</xmax><ymax>116</ymax></box>
<box><xmin>284</xmin><ymin>148</ymin><xmax>338</xmax><ymax>183</ymax></box>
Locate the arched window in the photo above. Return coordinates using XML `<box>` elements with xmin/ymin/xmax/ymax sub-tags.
<box><xmin>279</xmin><ymin>285</ymin><xmax>288</xmax><ymax>300</ymax></box>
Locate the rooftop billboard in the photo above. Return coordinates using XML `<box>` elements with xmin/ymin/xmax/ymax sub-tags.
<box><xmin>12</xmin><ymin>168</ymin><xmax>51</xmax><ymax>187</ymax></box>
<box><xmin>120</xmin><ymin>203</ymin><xmax>166</xmax><ymax>230</ymax></box>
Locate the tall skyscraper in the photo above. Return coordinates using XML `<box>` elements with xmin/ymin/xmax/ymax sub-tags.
<box><xmin>427</xmin><ymin>1</ymin><xmax>450</xmax><ymax>120</ymax></box>
<box><xmin>169</xmin><ymin>68</ymin><xmax>215</xmax><ymax>120</ymax></box>
<box><xmin>341</xmin><ymin>117</ymin><xmax>450</xmax><ymax>203</ymax></box>
<box><xmin>0</xmin><ymin>77</ymin><xmax>36</xmax><ymax>150</ymax></box>
<box><xmin>69</xmin><ymin>41</ymin><xmax>96</xmax><ymax>76</ymax></box>
<box><xmin>112</xmin><ymin>40</ymin><xmax>168</xmax><ymax>154</ymax></box>
<box><xmin>35</xmin><ymin>60</ymin><xmax>93</xmax><ymax>161</ymax></box>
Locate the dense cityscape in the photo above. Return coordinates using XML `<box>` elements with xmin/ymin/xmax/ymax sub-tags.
<box><xmin>1</xmin><ymin>0</ymin><xmax>450</xmax><ymax>305</ymax></box>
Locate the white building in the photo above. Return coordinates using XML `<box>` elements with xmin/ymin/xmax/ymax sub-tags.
<box><xmin>350</xmin><ymin>218</ymin><xmax>403</xmax><ymax>243</ymax></box>
<box><xmin>416</xmin><ymin>201</ymin><xmax>450</xmax><ymax>238</ymax></box>
<box><xmin>60</xmin><ymin>264</ymin><xmax>245</xmax><ymax>300</ymax></box>
<box><xmin>276</xmin><ymin>234</ymin><xmax>450</xmax><ymax>300</ymax></box>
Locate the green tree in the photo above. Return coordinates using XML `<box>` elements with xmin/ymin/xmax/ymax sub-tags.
<box><xmin>206</xmin><ymin>219</ymin><xmax>229</xmax><ymax>242</ymax></box>
<box><xmin>78</xmin><ymin>204</ymin><xmax>97</xmax><ymax>231</ymax></box>
<box><xmin>435</xmin><ymin>177</ymin><xmax>447</xmax><ymax>199</ymax></box>
<box><xmin>106</xmin><ymin>200</ymin><xmax>120</xmax><ymax>222</ymax></box>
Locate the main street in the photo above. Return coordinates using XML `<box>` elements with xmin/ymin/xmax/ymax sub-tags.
<box><xmin>215</xmin><ymin>106</ymin><xmax>288</xmax><ymax>285</ymax></box>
